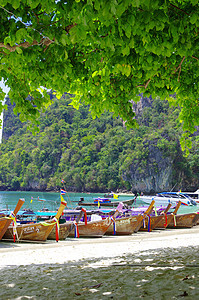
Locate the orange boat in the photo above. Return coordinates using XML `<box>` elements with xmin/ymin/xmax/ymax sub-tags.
<box><xmin>138</xmin><ymin>205</ymin><xmax>171</xmax><ymax>232</ymax></box>
<box><xmin>48</xmin><ymin>209</ymin><xmax>86</xmax><ymax>240</ymax></box>
<box><xmin>48</xmin><ymin>221</ymin><xmax>75</xmax><ymax>240</ymax></box>
<box><xmin>3</xmin><ymin>199</ymin><xmax>66</xmax><ymax>242</ymax></box>
<box><xmin>167</xmin><ymin>212</ymin><xmax>199</xmax><ymax>228</ymax></box>
<box><xmin>106</xmin><ymin>200</ymin><xmax>155</xmax><ymax>235</ymax></box>
<box><xmin>68</xmin><ymin>217</ymin><xmax>112</xmax><ymax>238</ymax></box>
<box><xmin>68</xmin><ymin>202</ymin><xmax>124</xmax><ymax>237</ymax></box>
<box><xmin>154</xmin><ymin>201</ymin><xmax>181</xmax><ymax>229</ymax></box>
<box><xmin>0</xmin><ymin>198</ymin><xmax>25</xmax><ymax>240</ymax></box>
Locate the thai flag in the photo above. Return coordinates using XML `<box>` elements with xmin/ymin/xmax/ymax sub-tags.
<box><xmin>61</xmin><ymin>189</ymin><xmax>66</xmax><ymax>195</ymax></box>
<box><xmin>61</xmin><ymin>179</ymin><xmax>65</xmax><ymax>183</ymax></box>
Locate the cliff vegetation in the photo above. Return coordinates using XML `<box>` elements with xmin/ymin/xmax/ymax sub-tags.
<box><xmin>0</xmin><ymin>93</ymin><xmax>198</xmax><ymax>193</ymax></box>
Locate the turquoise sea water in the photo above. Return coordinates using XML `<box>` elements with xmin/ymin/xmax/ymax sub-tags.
<box><xmin>0</xmin><ymin>191</ymin><xmax>136</xmax><ymax>211</ymax></box>
<box><xmin>0</xmin><ymin>191</ymin><xmax>198</xmax><ymax>214</ymax></box>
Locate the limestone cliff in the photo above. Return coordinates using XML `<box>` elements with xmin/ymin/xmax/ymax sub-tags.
<box><xmin>1</xmin><ymin>93</ymin><xmax>198</xmax><ymax>193</ymax></box>
<box><xmin>122</xmin><ymin>141</ymin><xmax>176</xmax><ymax>194</ymax></box>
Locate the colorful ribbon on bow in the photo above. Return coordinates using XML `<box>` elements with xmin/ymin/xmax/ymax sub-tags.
<box><xmin>164</xmin><ymin>213</ymin><xmax>168</xmax><ymax>227</ymax></box>
<box><xmin>172</xmin><ymin>214</ymin><xmax>177</xmax><ymax>226</ymax></box>
<box><xmin>110</xmin><ymin>216</ymin><xmax>116</xmax><ymax>235</ymax></box>
<box><xmin>142</xmin><ymin>214</ymin><xmax>146</xmax><ymax>228</ymax></box>
<box><xmin>154</xmin><ymin>206</ymin><xmax>158</xmax><ymax>216</ymax></box>
<box><xmin>10</xmin><ymin>212</ymin><xmax>18</xmax><ymax>242</ymax></box>
<box><xmin>53</xmin><ymin>217</ymin><xmax>59</xmax><ymax>242</ymax></box>
<box><xmin>147</xmin><ymin>215</ymin><xmax>151</xmax><ymax>232</ymax></box>
<box><xmin>41</xmin><ymin>218</ymin><xmax>60</xmax><ymax>241</ymax></box>
<box><xmin>4</xmin><ymin>213</ymin><xmax>18</xmax><ymax>242</ymax></box>
<box><xmin>81</xmin><ymin>208</ymin><xmax>87</xmax><ymax>225</ymax></box>
<box><xmin>73</xmin><ymin>221</ymin><xmax>79</xmax><ymax>238</ymax></box>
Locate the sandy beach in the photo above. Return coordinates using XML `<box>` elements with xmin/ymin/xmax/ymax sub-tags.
<box><xmin>1</xmin><ymin>226</ymin><xmax>199</xmax><ymax>267</ymax></box>
<box><xmin>1</xmin><ymin>227</ymin><xmax>199</xmax><ymax>299</ymax></box>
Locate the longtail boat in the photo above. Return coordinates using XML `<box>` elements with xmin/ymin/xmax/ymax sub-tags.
<box><xmin>167</xmin><ymin>212</ymin><xmax>199</xmax><ymax>228</ymax></box>
<box><xmin>68</xmin><ymin>217</ymin><xmax>112</xmax><ymax>238</ymax></box>
<box><xmin>138</xmin><ymin>203</ymin><xmax>172</xmax><ymax>232</ymax></box>
<box><xmin>68</xmin><ymin>202</ymin><xmax>124</xmax><ymax>238</ymax></box>
<box><xmin>48</xmin><ymin>208</ymin><xmax>86</xmax><ymax>240</ymax></box>
<box><xmin>77</xmin><ymin>197</ymin><xmax>135</xmax><ymax>207</ymax></box>
<box><xmin>0</xmin><ymin>199</ymin><xmax>25</xmax><ymax>240</ymax></box>
<box><xmin>105</xmin><ymin>214</ymin><xmax>143</xmax><ymax>235</ymax></box>
<box><xmin>105</xmin><ymin>200</ymin><xmax>155</xmax><ymax>235</ymax></box>
<box><xmin>154</xmin><ymin>201</ymin><xmax>181</xmax><ymax>229</ymax></box>
<box><xmin>197</xmin><ymin>212</ymin><xmax>199</xmax><ymax>225</ymax></box>
<box><xmin>48</xmin><ymin>221</ymin><xmax>74</xmax><ymax>240</ymax></box>
<box><xmin>3</xmin><ymin>199</ymin><xmax>66</xmax><ymax>242</ymax></box>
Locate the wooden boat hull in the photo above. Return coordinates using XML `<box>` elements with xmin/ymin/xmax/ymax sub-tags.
<box><xmin>154</xmin><ymin>201</ymin><xmax>181</xmax><ymax>229</ymax></box>
<box><xmin>167</xmin><ymin>213</ymin><xmax>199</xmax><ymax>228</ymax></box>
<box><xmin>139</xmin><ymin>202</ymin><xmax>181</xmax><ymax>231</ymax></box>
<box><xmin>68</xmin><ymin>218</ymin><xmax>111</xmax><ymax>238</ymax></box>
<box><xmin>3</xmin><ymin>222</ymin><xmax>56</xmax><ymax>242</ymax></box>
<box><xmin>3</xmin><ymin>199</ymin><xmax>67</xmax><ymax>242</ymax></box>
<box><xmin>133</xmin><ymin>200</ymin><xmax>156</xmax><ymax>233</ymax></box>
<box><xmin>139</xmin><ymin>215</ymin><xmax>165</xmax><ymax>232</ymax></box>
<box><xmin>197</xmin><ymin>213</ymin><xmax>199</xmax><ymax>225</ymax></box>
<box><xmin>154</xmin><ymin>214</ymin><xmax>176</xmax><ymax>229</ymax></box>
<box><xmin>104</xmin><ymin>200</ymin><xmax>156</xmax><ymax>235</ymax></box>
<box><xmin>106</xmin><ymin>215</ymin><xmax>142</xmax><ymax>235</ymax></box>
<box><xmin>0</xmin><ymin>218</ymin><xmax>13</xmax><ymax>240</ymax></box>
<box><xmin>48</xmin><ymin>221</ymin><xmax>74</xmax><ymax>240</ymax></box>
<box><xmin>0</xmin><ymin>199</ymin><xmax>25</xmax><ymax>240</ymax></box>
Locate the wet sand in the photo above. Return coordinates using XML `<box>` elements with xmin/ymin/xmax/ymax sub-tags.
<box><xmin>1</xmin><ymin>226</ymin><xmax>199</xmax><ymax>267</ymax></box>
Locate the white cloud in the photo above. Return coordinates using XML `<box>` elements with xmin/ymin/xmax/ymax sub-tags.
<box><xmin>0</xmin><ymin>79</ymin><xmax>10</xmax><ymax>95</ymax></box>
<box><xmin>0</xmin><ymin>79</ymin><xmax>10</xmax><ymax>142</ymax></box>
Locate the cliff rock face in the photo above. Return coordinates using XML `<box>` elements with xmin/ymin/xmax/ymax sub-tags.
<box><xmin>123</xmin><ymin>142</ymin><xmax>174</xmax><ymax>194</ymax></box>
<box><xmin>132</xmin><ymin>94</ymin><xmax>153</xmax><ymax>116</ymax></box>
<box><xmin>125</xmin><ymin>95</ymin><xmax>184</xmax><ymax>193</ymax></box>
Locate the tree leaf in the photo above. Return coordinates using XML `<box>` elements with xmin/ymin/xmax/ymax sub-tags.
<box><xmin>60</xmin><ymin>33</ymin><xmax>68</xmax><ymax>46</ymax></box>
<box><xmin>16</xmin><ymin>28</ymin><xmax>27</xmax><ymax>43</ymax></box>
<box><xmin>12</xmin><ymin>0</ymin><xmax>20</xmax><ymax>9</ymax></box>
<box><xmin>4</xmin><ymin>36</ymin><xmax>11</xmax><ymax>45</ymax></box>
<box><xmin>16</xmin><ymin>47</ymin><xmax>22</xmax><ymax>54</ymax></box>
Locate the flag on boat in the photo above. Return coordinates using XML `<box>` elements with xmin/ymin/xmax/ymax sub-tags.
<box><xmin>61</xmin><ymin>179</ymin><xmax>65</xmax><ymax>183</ymax></box>
<box><xmin>116</xmin><ymin>202</ymin><xmax>124</xmax><ymax>213</ymax></box>
<box><xmin>60</xmin><ymin>194</ymin><xmax>67</xmax><ymax>205</ymax></box>
<box><xmin>61</xmin><ymin>189</ymin><xmax>66</xmax><ymax>195</ymax></box>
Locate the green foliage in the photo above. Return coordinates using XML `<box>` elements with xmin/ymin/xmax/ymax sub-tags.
<box><xmin>0</xmin><ymin>0</ymin><xmax>198</xmax><ymax>142</ymax></box>
<box><xmin>0</xmin><ymin>93</ymin><xmax>198</xmax><ymax>192</ymax></box>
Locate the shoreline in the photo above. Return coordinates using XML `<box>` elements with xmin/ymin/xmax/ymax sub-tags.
<box><xmin>0</xmin><ymin>190</ymin><xmax>135</xmax><ymax>195</ymax></box>
<box><xmin>1</xmin><ymin>226</ymin><xmax>199</xmax><ymax>267</ymax></box>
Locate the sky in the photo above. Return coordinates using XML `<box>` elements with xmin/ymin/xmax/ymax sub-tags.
<box><xmin>0</xmin><ymin>79</ymin><xmax>10</xmax><ymax>142</ymax></box>
<box><xmin>0</xmin><ymin>79</ymin><xmax>10</xmax><ymax>95</ymax></box>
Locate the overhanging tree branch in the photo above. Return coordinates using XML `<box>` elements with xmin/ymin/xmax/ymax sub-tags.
<box><xmin>0</xmin><ymin>6</ymin><xmax>54</xmax><ymax>42</ymax></box>
<box><xmin>170</xmin><ymin>3</ymin><xmax>190</xmax><ymax>16</ymax></box>
<box><xmin>0</xmin><ymin>37</ymin><xmax>54</xmax><ymax>52</ymax></box>
<box><xmin>137</xmin><ymin>78</ymin><xmax>152</xmax><ymax>89</ymax></box>
<box><xmin>172</xmin><ymin>56</ymin><xmax>186</xmax><ymax>82</ymax></box>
